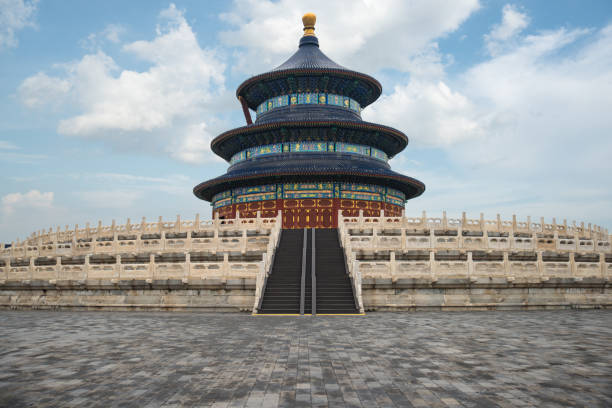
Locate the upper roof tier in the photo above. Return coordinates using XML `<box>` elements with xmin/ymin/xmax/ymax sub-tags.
<box><xmin>236</xmin><ymin>14</ymin><xmax>382</xmax><ymax>110</ymax></box>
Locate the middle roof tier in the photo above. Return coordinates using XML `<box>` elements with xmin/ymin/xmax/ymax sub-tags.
<box><xmin>211</xmin><ymin>120</ymin><xmax>409</xmax><ymax>162</ymax></box>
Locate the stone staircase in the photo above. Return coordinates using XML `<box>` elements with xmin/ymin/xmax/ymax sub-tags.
<box><xmin>314</xmin><ymin>229</ymin><xmax>359</xmax><ymax>314</ymax></box>
<box><xmin>258</xmin><ymin>229</ymin><xmax>303</xmax><ymax>314</ymax></box>
<box><xmin>258</xmin><ymin>228</ymin><xmax>359</xmax><ymax>315</ymax></box>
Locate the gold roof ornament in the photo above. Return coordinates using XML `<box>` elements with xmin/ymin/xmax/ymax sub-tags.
<box><xmin>302</xmin><ymin>12</ymin><xmax>316</xmax><ymax>36</ymax></box>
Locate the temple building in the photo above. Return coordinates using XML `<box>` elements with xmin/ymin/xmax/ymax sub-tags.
<box><xmin>1</xmin><ymin>14</ymin><xmax>609</xmax><ymax>314</ymax></box>
<box><xmin>193</xmin><ymin>13</ymin><xmax>425</xmax><ymax>229</ymax></box>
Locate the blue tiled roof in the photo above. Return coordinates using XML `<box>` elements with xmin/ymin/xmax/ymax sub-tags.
<box><xmin>236</xmin><ymin>36</ymin><xmax>382</xmax><ymax>109</ymax></box>
<box><xmin>273</xmin><ymin>36</ymin><xmax>347</xmax><ymax>71</ymax></box>
<box><xmin>194</xmin><ymin>153</ymin><xmax>425</xmax><ymax>201</ymax></box>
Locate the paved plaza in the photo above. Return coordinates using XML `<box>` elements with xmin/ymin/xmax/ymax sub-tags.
<box><xmin>0</xmin><ymin>310</ymin><xmax>610</xmax><ymax>407</ymax></box>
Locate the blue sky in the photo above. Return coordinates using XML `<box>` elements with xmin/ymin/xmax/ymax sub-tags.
<box><xmin>1</xmin><ymin>0</ymin><xmax>611</xmax><ymax>242</ymax></box>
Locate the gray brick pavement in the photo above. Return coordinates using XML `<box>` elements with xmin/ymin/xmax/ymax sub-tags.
<box><xmin>0</xmin><ymin>310</ymin><xmax>610</xmax><ymax>407</ymax></box>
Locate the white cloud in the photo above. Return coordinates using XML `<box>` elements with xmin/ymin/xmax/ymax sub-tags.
<box><xmin>80</xmin><ymin>23</ymin><xmax>126</xmax><ymax>50</ymax></box>
<box><xmin>0</xmin><ymin>0</ymin><xmax>37</xmax><ymax>50</ymax></box>
<box><xmin>17</xmin><ymin>72</ymin><xmax>71</xmax><ymax>107</ymax></box>
<box><xmin>103</xmin><ymin>23</ymin><xmax>124</xmax><ymax>43</ymax></box>
<box><xmin>18</xmin><ymin>4</ymin><xmax>227</xmax><ymax>164</ymax></box>
<box><xmin>385</xmin><ymin>13</ymin><xmax>612</xmax><ymax>227</ymax></box>
<box><xmin>165</xmin><ymin>122</ymin><xmax>222</xmax><ymax>164</ymax></box>
<box><xmin>485</xmin><ymin>4</ymin><xmax>529</xmax><ymax>55</ymax></box>
<box><xmin>363</xmin><ymin>80</ymin><xmax>482</xmax><ymax>147</ymax></box>
<box><xmin>219</xmin><ymin>0</ymin><xmax>480</xmax><ymax>74</ymax></box>
<box><xmin>2</xmin><ymin>190</ymin><xmax>53</xmax><ymax>214</ymax></box>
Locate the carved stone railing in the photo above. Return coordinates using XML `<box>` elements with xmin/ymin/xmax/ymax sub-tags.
<box><xmin>340</xmin><ymin>210</ymin><xmax>609</xmax><ymax>242</ymax></box>
<box><xmin>337</xmin><ymin>211</ymin><xmax>612</xmax><ymax>284</ymax></box>
<box><xmin>338</xmin><ymin>218</ymin><xmax>364</xmax><ymax>313</ymax></box>
<box><xmin>1</xmin><ymin>211</ymin><xmax>280</xmax><ymax>258</ymax></box>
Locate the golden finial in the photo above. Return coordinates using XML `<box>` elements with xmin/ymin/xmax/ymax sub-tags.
<box><xmin>302</xmin><ymin>13</ymin><xmax>316</xmax><ymax>36</ymax></box>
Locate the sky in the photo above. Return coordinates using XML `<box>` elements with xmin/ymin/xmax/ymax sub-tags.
<box><xmin>0</xmin><ymin>0</ymin><xmax>611</xmax><ymax>242</ymax></box>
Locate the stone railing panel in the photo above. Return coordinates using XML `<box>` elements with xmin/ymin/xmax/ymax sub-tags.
<box><xmin>154</xmin><ymin>263</ymin><xmax>186</xmax><ymax>280</ymax></box>
<box><xmin>435</xmin><ymin>262</ymin><xmax>468</xmax><ymax>278</ymax></box>
<box><xmin>34</xmin><ymin>266</ymin><xmax>57</xmax><ymax>280</ymax></box>
<box><xmin>88</xmin><ymin>265</ymin><xmax>118</xmax><ymax>279</ymax></box>
<box><xmin>405</xmin><ymin>236</ymin><xmax>431</xmax><ymax>249</ymax></box>
<box><xmin>510</xmin><ymin>262</ymin><xmax>540</xmax><ymax>279</ymax></box>
<box><xmin>462</xmin><ymin>237</ymin><xmax>487</xmax><ymax>250</ymax></box>
<box><xmin>473</xmin><ymin>262</ymin><xmax>505</xmax><ymax>277</ymax></box>
<box><xmin>434</xmin><ymin>237</ymin><xmax>459</xmax><ymax>249</ymax></box>
<box><xmin>574</xmin><ymin>263</ymin><xmax>602</xmax><ymax>279</ymax></box>
<box><xmin>396</xmin><ymin>261</ymin><xmax>431</xmax><ymax>278</ymax></box>
<box><xmin>8</xmin><ymin>267</ymin><xmax>29</xmax><ymax>281</ymax></box>
<box><xmin>119</xmin><ymin>265</ymin><xmax>150</xmax><ymax>280</ymax></box>
<box><xmin>542</xmin><ymin>262</ymin><xmax>571</xmax><ymax>277</ymax></box>
<box><xmin>512</xmin><ymin>238</ymin><xmax>534</xmax><ymax>250</ymax></box>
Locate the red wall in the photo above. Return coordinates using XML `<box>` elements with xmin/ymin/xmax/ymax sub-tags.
<box><xmin>214</xmin><ymin>198</ymin><xmax>403</xmax><ymax>228</ymax></box>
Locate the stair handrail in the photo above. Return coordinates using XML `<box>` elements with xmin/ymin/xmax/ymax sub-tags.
<box><xmin>338</xmin><ymin>214</ymin><xmax>364</xmax><ymax>313</ymax></box>
<box><xmin>311</xmin><ymin>227</ymin><xmax>316</xmax><ymax>316</ymax></box>
<box><xmin>253</xmin><ymin>211</ymin><xmax>283</xmax><ymax>313</ymax></box>
<box><xmin>300</xmin><ymin>228</ymin><xmax>307</xmax><ymax>315</ymax></box>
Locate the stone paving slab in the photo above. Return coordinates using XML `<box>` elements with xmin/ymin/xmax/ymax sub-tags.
<box><xmin>0</xmin><ymin>310</ymin><xmax>611</xmax><ymax>407</ymax></box>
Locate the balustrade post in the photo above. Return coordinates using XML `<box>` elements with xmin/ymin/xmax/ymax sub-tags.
<box><xmin>116</xmin><ymin>254</ymin><xmax>121</xmax><ymax>280</ymax></box>
<box><xmin>149</xmin><ymin>253</ymin><xmax>155</xmax><ymax>281</ymax></box>
<box><xmin>600</xmin><ymin>253</ymin><xmax>606</xmax><ymax>279</ymax></box>
<box><xmin>223</xmin><ymin>252</ymin><xmax>229</xmax><ymax>279</ymax></box>
<box><xmin>195</xmin><ymin>213</ymin><xmax>200</xmax><ymax>231</ymax></box>
<box><xmin>503</xmin><ymin>251</ymin><xmax>510</xmax><ymax>276</ymax></box>
<box><xmin>185</xmin><ymin>252</ymin><xmax>190</xmax><ymax>280</ymax></box>
<box><xmin>29</xmin><ymin>256</ymin><xmax>34</xmax><ymax>281</ymax></box>
<box><xmin>569</xmin><ymin>252</ymin><xmax>576</xmax><ymax>278</ymax></box>
<box><xmin>390</xmin><ymin>251</ymin><xmax>396</xmax><ymax>278</ymax></box>
<box><xmin>56</xmin><ymin>257</ymin><xmax>61</xmax><ymax>281</ymax></box>
<box><xmin>400</xmin><ymin>229</ymin><xmax>406</xmax><ymax>250</ymax></box>
<box><xmin>242</xmin><ymin>229</ymin><xmax>247</xmax><ymax>254</ymax></box>
<box><xmin>467</xmin><ymin>251</ymin><xmax>474</xmax><ymax>281</ymax></box>
<box><xmin>429</xmin><ymin>251</ymin><xmax>436</xmax><ymax>281</ymax></box>
<box><xmin>537</xmin><ymin>251</ymin><xmax>544</xmax><ymax>280</ymax></box>
<box><xmin>176</xmin><ymin>214</ymin><xmax>181</xmax><ymax>232</ymax></box>
<box><xmin>442</xmin><ymin>211</ymin><xmax>447</xmax><ymax>229</ymax></box>
<box><xmin>429</xmin><ymin>229</ymin><xmax>435</xmax><ymax>249</ymax></box>
<box><xmin>84</xmin><ymin>254</ymin><xmax>90</xmax><ymax>281</ymax></box>
<box><xmin>527</xmin><ymin>216</ymin><xmax>532</xmax><ymax>233</ymax></box>
<box><xmin>112</xmin><ymin>220</ymin><xmax>118</xmax><ymax>252</ymax></box>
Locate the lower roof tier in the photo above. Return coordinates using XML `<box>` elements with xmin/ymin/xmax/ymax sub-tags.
<box><xmin>193</xmin><ymin>153</ymin><xmax>425</xmax><ymax>202</ymax></box>
<box><xmin>211</xmin><ymin>120</ymin><xmax>409</xmax><ymax>161</ymax></box>
<box><xmin>210</xmin><ymin>181</ymin><xmax>408</xmax><ymax>210</ymax></box>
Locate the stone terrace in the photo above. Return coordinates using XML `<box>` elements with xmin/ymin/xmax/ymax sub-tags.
<box><xmin>0</xmin><ymin>310</ymin><xmax>610</xmax><ymax>407</ymax></box>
